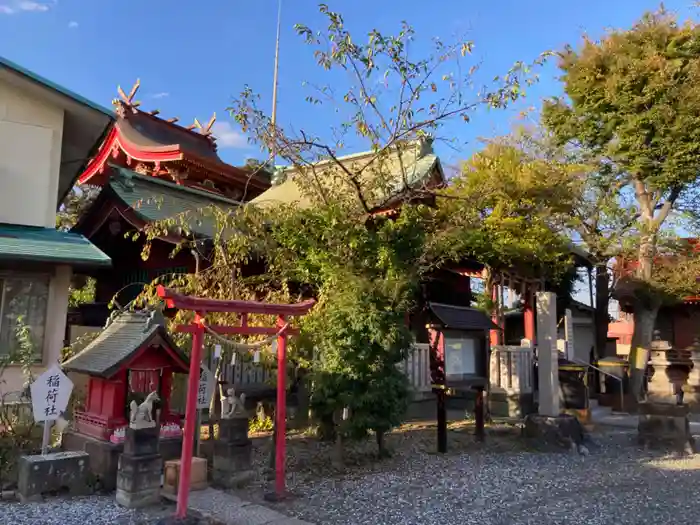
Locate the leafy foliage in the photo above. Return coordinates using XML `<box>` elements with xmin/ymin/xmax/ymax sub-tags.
<box><xmin>442</xmin><ymin>140</ymin><xmax>577</xmax><ymax>281</ymax></box>
<box><xmin>541</xmin><ymin>8</ymin><xmax>700</xmax><ymax>392</ymax></box>
<box><xmin>134</xmin><ymin>6</ymin><xmax>574</xmax><ymax>457</ymax></box>
<box><xmin>56</xmin><ymin>185</ymin><xmax>101</xmax><ymax>231</ymax></box>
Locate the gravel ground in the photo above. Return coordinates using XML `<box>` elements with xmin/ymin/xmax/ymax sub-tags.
<box><xmin>4</xmin><ymin>426</ymin><xmax>700</xmax><ymax>525</ymax></box>
<box><xmin>0</xmin><ymin>496</ymin><xmax>176</xmax><ymax>525</ymax></box>
<box><xmin>253</xmin><ymin>428</ymin><xmax>700</xmax><ymax>525</ymax></box>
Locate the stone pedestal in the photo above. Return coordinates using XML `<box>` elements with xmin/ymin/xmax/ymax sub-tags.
<box><xmin>17</xmin><ymin>451</ymin><xmax>91</xmax><ymax>503</ymax></box>
<box><xmin>116</xmin><ymin>427</ymin><xmax>162</xmax><ymax>508</ymax></box>
<box><xmin>523</xmin><ymin>413</ymin><xmax>588</xmax><ymax>454</ymax></box>
<box><xmin>638</xmin><ymin>402</ymin><xmax>695</xmax><ymax>454</ymax></box>
<box><xmin>62</xmin><ymin>430</ymin><xmax>182</xmax><ymax>491</ymax></box>
<box><xmin>212</xmin><ymin>417</ymin><xmax>254</xmax><ymax>488</ymax></box>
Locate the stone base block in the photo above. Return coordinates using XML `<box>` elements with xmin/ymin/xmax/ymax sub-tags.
<box><xmin>124</xmin><ymin>427</ymin><xmax>160</xmax><ymax>457</ymax></box>
<box><xmin>116</xmin><ymin>453</ymin><xmax>162</xmax><ymax>508</ymax></box>
<box><xmin>62</xmin><ymin>431</ymin><xmax>182</xmax><ymax>491</ymax></box>
<box><xmin>17</xmin><ymin>451</ymin><xmax>91</xmax><ymax>503</ymax></box>
<box><xmin>488</xmin><ymin>392</ymin><xmax>535</xmax><ymax>419</ymax></box>
<box><xmin>213</xmin><ymin>441</ymin><xmax>252</xmax><ymax>470</ymax></box>
<box><xmin>523</xmin><ymin>414</ymin><xmax>587</xmax><ymax>452</ymax></box>
<box><xmin>163</xmin><ymin>457</ymin><xmax>208</xmax><ymax>495</ymax></box>
<box><xmin>116</xmin><ymin>486</ymin><xmax>161</xmax><ymax>509</ymax></box>
<box><xmin>638</xmin><ymin>402</ymin><xmax>695</xmax><ymax>454</ymax></box>
<box><xmin>218</xmin><ymin>417</ymin><xmax>250</xmax><ymax>445</ymax></box>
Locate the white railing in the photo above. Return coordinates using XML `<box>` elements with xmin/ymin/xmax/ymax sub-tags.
<box><xmin>489</xmin><ymin>345</ymin><xmax>534</xmax><ymax>395</ymax></box>
<box><xmin>398</xmin><ymin>343</ymin><xmax>432</xmax><ymax>393</ymax></box>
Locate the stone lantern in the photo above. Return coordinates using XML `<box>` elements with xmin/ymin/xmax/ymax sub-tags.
<box><xmin>638</xmin><ymin>332</ymin><xmax>695</xmax><ymax>453</ymax></box>
<box><xmin>686</xmin><ymin>337</ymin><xmax>700</xmax><ymax>410</ymax></box>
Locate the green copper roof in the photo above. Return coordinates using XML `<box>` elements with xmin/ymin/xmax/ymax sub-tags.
<box><xmin>0</xmin><ymin>55</ymin><xmax>114</xmax><ymax>117</ymax></box>
<box><xmin>251</xmin><ymin>151</ymin><xmax>442</xmax><ymax>209</ymax></box>
<box><xmin>108</xmin><ymin>166</ymin><xmax>240</xmax><ymax>238</ymax></box>
<box><xmin>0</xmin><ymin>225</ymin><xmax>111</xmax><ymax>268</ymax></box>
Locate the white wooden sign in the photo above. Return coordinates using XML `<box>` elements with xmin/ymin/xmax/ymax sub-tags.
<box><xmin>564</xmin><ymin>308</ymin><xmax>575</xmax><ymax>361</ymax></box>
<box><xmin>197</xmin><ymin>364</ymin><xmax>215</xmax><ymax>409</ymax></box>
<box><xmin>30</xmin><ymin>365</ymin><xmax>73</xmax><ymax>422</ymax></box>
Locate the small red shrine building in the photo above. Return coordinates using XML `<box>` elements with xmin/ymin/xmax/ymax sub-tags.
<box><xmin>62</xmin><ymin>310</ymin><xmax>189</xmax><ymax>441</ymax></box>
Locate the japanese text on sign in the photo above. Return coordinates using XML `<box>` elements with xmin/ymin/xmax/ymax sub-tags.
<box><xmin>30</xmin><ymin>365</ymin><xmax>74</xmax><ymax>422</ymax></box>
<box><xmin>197</xmin><ymin>364</ymin><xmax>215</xmax><ymax>409</ymax></box>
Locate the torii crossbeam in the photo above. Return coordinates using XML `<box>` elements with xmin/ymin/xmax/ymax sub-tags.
<box><xmin>157</xmin><ymin>286</ymin><xmax>315</xmax><ymax>517</ymax></box>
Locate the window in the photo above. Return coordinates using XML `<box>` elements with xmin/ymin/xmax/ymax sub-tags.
<box><xmin>0</xmin><ymin>275</ymin><xmax>49</xmax><ymax>361</ymax></box>
<box><xmin>444</xmin><ymin>330</ymin><xmax>485</xmax><ymax>381</ymax></box>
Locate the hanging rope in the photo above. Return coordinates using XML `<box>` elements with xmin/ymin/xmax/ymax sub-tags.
<box><xmin>200</xmin><ymin>320</ymin><xmax>290</xmax><ymax>351</ymax></box>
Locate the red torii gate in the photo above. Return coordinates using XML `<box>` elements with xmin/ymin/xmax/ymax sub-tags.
<box><xmin>157</xmin><ymin>285</ymin><xmax>315</xmax><ymax>517</ymax></box>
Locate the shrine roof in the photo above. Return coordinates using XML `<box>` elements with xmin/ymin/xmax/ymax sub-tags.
<box><xmin>428</xmin><ymin>302</ymin><xmax>500</xmax><ymax>331</ymax></box>
<box><xmin>0</xmin><ymin>224</ymin><xmax>111</xmax><ymax>268</ymax></box>
<box><xmin>91</xmin><ymin>166</ymin><xmax>240</xmax><ymax>238</ymax></box>
<box><xmin>117</xmin><ymin>110</ymin><xmax>219</xmax><ymax>161</ymax></box>
<box><xmin>249</xmin><ymin>140</ymin><xmax>443</xmax><ymax>210</ymax></box>
<box><xmin>62</xmin><ymin>310</ymin><xmax>188</xmax><ymax>378</ymax></box>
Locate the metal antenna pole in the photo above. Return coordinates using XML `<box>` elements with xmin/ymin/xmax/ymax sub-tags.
<box><xmin>270</xmin><ymin>0</ymin><xmax>282</xmax><ymax>167</ymax></box>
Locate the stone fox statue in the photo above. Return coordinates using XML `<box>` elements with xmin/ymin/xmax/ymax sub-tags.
<box><xmin>129</xmin><ymin>391</ymin><xmax>160</xmax><ymax>428</ymax></box>
<box><xmin>221</xmin><ymin>388</ymin><xmax>246</xmax><ymax>419</ymax></box>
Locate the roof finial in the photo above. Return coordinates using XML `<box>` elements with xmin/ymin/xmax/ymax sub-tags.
<box><xmin>112</xmin><ymin>79</ymin><xmax>142</xmax><ymax>116</ymax></box>
<box><xmin>193</xmin><ymin>113</ymin><xmax>217</xmax><ymax>136</ymax></box>
<box><xmin>117</xmin><ymin>79</ymin><xmax>141</xmax><ymax>106</ymax></box>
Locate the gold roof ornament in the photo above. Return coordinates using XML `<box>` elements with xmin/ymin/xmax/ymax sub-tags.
<box><xmin>112</xmin><ymin>79</ymin><xmax>141</xmax><ymax>117</ymax></box>
<box><xmin>193</xmin><ymin>113</ymin><xmax>217</xmax><ymax>137</ymax></box>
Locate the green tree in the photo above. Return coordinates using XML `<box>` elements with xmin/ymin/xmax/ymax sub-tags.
<box><xmin>136</xmin><ymin>6</ymin><xmax>569</xmax><ymax>462</ymax></box>
<box><xmin>542</xmin><ymin>8</ymin><xmax>700</xmax><ymax>394</ymax></box>
<box><xmin>443</xmin><ymin>137</ymin><xmax>580</xmax><ymax>307</ymax></box>
<box><xmin>56</xmin><ymin>185</ymin><xmax>100</xmax><ymax>231</ymax></box>
<box><xmin>497</xmin><ymin>128</ymin><xmax>638</xmax><ymax>359</ymax></box>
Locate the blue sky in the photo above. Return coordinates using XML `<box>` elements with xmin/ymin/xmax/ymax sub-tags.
<box><xmin>0</xmin><ymin>0</ymin><xmax>696</xmax><ymax>168</ymax></box>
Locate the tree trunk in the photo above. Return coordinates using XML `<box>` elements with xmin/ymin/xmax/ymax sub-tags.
<box><xmin>375</xmin><ymin>430</ymin><xmax>389</xmax><ymax>458</ymax></box>
<box><xmin>594</xmin><ymin>263</ymin><xmax>610</xmax><ymax>359</ymax></box>
<box><xmin>628</xmin><ymin>238</ymin><xmax>660</xmax><ymax>399</ymax></box>
<box><xmin>628</xmin><ymin>304</ymin><xmax>659</xmax><ymax>398</ymax></box>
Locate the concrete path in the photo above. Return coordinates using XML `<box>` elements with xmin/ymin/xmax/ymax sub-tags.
<box><xmin>590</xmin><ymin>404</ymin><xmax>700</xmax><ymax>435</ymax></box>
<box><xmin>187</xmin><ymin>488</ymin><xmax>312</xmax><ymax>525</ymax></box>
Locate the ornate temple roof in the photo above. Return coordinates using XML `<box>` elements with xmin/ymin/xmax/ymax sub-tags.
<box><xmin>73</xmin><ymin>165</ymin><xmax>240</xmax><ymax>241</ymax></box>
<box><xmin>76</xmin><ymin>80</ymin><xmax>271</xmax><ymax>199</ymax></box>
<box><xmin>62</xmin><ymin>310</ymin><xmax>188</xmax><ymax>378</ymax></box>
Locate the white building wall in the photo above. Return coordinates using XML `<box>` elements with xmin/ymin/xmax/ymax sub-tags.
<box><xmin>0</xmin><ymin>79</ymin><xmax>64</xmax><ymax>228</ymax></box>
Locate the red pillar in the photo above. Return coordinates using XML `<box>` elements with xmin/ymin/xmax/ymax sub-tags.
<box><xmin>490</xmin><ymin>284</ymin><xmax>500</xmax><ymax>346</ymax></box>
<box><xmin>524</xmin><ymin>288</ymin><xmax>535</xmax><ymax>343</ymax></box>
<box><xmin>176</xmin><ymin>313</ymin><xmax>204</xmax><ymax>518</ymax></box>
<box><xmin>275</xmin><ymin>315</ymin><xmax>288</xmax><ymax>499</ymax></box>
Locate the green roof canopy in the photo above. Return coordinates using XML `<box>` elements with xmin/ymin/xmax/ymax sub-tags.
<box><xmin>0</xmin><ymin>225</ymin><xmax>111</xmax><ymax>268</ymax></box>
<box><xmin>108</xmin><ymin>166</ymin><xmax>240</xmax><ymax>238</ymax></box>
